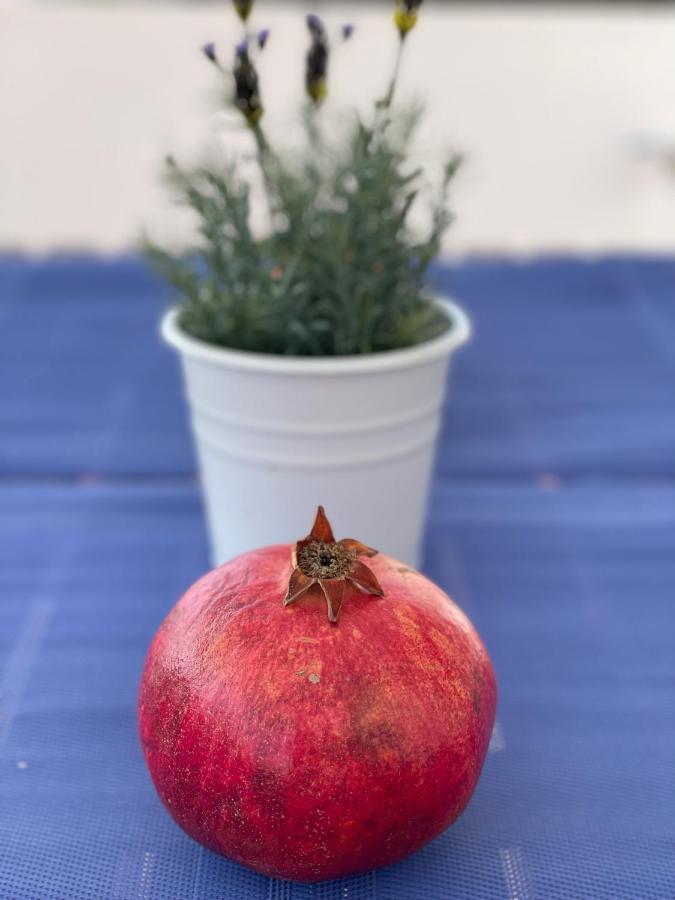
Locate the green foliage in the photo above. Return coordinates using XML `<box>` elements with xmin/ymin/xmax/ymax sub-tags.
<box><xmin>146</xmin><ymin>10</ymin><xmax>461</xmax><ymax>356</ymax></box>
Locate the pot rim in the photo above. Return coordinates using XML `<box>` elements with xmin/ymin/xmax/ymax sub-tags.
<box><xmin>161</xmin><ymin>296</ymin><xmax>470</xmax><ymax>376</ymax></box>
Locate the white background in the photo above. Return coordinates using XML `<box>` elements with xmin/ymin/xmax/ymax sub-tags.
<box><xmin>2</xmin><ymin>1</ymin><xmax>675</xmax><ymax>255</ymax></box>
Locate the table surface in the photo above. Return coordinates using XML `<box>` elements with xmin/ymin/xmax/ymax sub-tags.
<box><xmin>1</xmin><ymin>255</ymin><xmax>674</xmax><ymax>900</ymax></box>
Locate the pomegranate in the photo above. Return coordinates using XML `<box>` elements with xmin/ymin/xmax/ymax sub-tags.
<box><xmin>138</xmin><ymin>507</ymin><xmax>496</xmax><ymax>882</ymax></box>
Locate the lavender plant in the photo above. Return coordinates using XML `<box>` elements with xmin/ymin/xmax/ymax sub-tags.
<box><xmin>146</xmin><ymin>0</ymin><xmax>461</xmax><ymax>357</ymax></box>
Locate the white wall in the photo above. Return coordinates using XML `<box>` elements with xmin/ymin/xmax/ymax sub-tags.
<box><xmin>2</xmin><ymin>2</ymin><xmax>675</xmax><ymax>255</ymax></box>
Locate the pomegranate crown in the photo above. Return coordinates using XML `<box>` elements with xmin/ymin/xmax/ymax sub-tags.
<box><xmin>283</xmin><ymin>506</ymin><xmax>385</xmax><ymax>623</ymax></box>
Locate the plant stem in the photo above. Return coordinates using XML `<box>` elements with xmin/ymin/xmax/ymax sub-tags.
<box><xmin>304</xmin><ymin>102</ymin><xmax>324</xmax><ymax>156</ymax></box>
<box><xmin>252</xmin><ymin>121</ymin><xmax>269</xmax><ymax>156</ymax></box>
<box><xmin>370</xmin><ymin>35</ymin><xmax>407</xmax><ymax>147</ymax></box>
<box><xmin>383</xmin><ymin>36</ymin><xmax>406</xmax><ymax>112</ymax></box>
<box><xmin>250</xmin><ymin>122</ymin><xmax>277</xmax><ymax>227</ymax></box>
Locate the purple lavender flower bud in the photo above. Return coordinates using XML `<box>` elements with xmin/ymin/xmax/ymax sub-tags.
<box><xmin>257</xmin><ymin>29</ymin><xmax>270</xmax><ymax>50</ymax></box>
<box><xmin>202</xmin><ymin>42</ymin><xmax>217</xmax><ymax>63</ymax></box>
<box><xmin>341</xmin><ymin>24</ymin><xmax>355</xmax><ymax>41</ymax></box>
<box><xmin>306</xmin><ymin>14</ymin><xmax>324</xmax><ymax>37</ymax></box>
<box><xmin>233</xmin><ymin>40</ymin><xmax>263</xmax><ymax>125</ymax></box>
<box><xmin>306</xmin><ymin>17</ymin><xmax>329</xmax><ymax>104</ymax></box>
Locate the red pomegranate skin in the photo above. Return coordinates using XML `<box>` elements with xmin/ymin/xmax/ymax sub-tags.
<box><xmin>138</xmin><ymin>545</ymin><xmax>497</xmax><ymax>882</ymax></box>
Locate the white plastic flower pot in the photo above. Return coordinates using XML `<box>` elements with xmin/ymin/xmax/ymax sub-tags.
<box><xmin>162</xmin><ymin>299</ymin><xmax>470</xmax><ymax>569</ymax></box>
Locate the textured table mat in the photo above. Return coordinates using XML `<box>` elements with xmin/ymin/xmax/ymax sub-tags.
<box><xmin>1</xmin><ymin>255</ymin><xmax>674</xmax><ymax>899</ymax></box>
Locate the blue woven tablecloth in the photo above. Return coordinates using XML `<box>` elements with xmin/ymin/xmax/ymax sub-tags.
<box><xmin>1</xmin><ymin>255</ymin><xmax>674</xmax><ymax>899</ymax></box>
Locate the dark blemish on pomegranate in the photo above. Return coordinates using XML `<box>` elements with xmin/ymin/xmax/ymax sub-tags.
<box><xmin>308</xmin><ymin>673</ymin><xmax>321</xmax><ymax>684</ymax></box>
<box><xmin>471</xmin><ymin>667</ymin><xmax>483</xmax><ymax>715</ymax></box>
<box><xmin>471</xmin><ymin>686</ymin><xmax>481</xmax><ymax>715</ymax></box>
<box><xmin>397</xmin><ymin>567</ymin><xmax>414</xmax><ymax>575</ymax></box>
<box><xmin>298</xmin><ymin>637</ymin><xmax>319</xmax><ymax>644</ymax></box>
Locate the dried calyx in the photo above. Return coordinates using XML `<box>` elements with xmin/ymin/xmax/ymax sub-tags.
<box><xmin>284</xmin><ymin>507</ymin><xmax>385</xmax><ymax>623</ymax></box>
<box><xmin>297</xmin><ymin>540</ymin><xmax>356</xmax><ymax>580</ymax></box>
